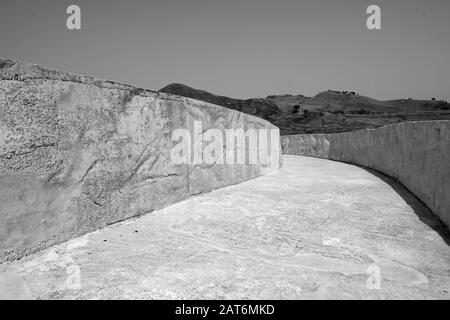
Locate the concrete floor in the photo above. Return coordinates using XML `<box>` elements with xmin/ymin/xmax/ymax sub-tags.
<box><xmin>1</xmin><ymin>155</ymin><xmax>449</xmax><ymax>300</ymax></box>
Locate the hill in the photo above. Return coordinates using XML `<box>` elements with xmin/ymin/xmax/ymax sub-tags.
<box><xmin>160</xmin><ymin>85</ymin><xmax>450</xmax><ymax>135</ymax></box>
<box><xmin>160</xmin><ymin>83</ymin><xmax>280</xmax><ymax>120</ymax></box>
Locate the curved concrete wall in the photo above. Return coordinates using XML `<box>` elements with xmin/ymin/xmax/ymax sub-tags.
<box><xmin>281</xmin><ymin>121</ymin><xmax>450</xmax><ymax>229</ymax></box>
<box><xmin>0</xmin><ymin>59</ymin><xmax>281</xmax><ymax>261</ymax></box>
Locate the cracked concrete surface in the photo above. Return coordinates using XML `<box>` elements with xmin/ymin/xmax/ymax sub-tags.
<box><xmin>0</xmin><ymin>155</ymin><xmax>449</xmax><ymax>299</ymax></box>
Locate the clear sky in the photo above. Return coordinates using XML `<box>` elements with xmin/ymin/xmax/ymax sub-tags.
<box><xmin>1</xmin><ymin>0</ymin><xmax>449</xmax><ymax>100</ymax></box>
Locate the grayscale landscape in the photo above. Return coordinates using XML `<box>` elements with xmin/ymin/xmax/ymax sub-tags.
<box><xmin>0</xmin><ymin>0</ymin><xmax>449</xmax><ymax>302</ymax></box>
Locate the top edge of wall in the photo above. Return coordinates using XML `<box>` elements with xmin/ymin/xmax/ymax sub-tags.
<box><xmin>0</xmin><ymin>57</ymin><xmax>279</xmax><ymax>130</ymax></box>
<box><xmin>281</xmin><ymin>120</ymin><xmax>450</xmax><ymax>138</ymax></box>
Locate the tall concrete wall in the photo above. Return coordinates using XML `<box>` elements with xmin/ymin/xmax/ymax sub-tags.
<box><xmin>0</xmin><ymin>59</ymin><xmax>281</xmax><ymax>262</ymax></box>
<box><xmin>281</xmin><ymin>121</ymin><xmax>450</xmax><ymax>229</ymax></box>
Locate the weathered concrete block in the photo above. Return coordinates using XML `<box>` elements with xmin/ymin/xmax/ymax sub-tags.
<box><xmin>281</xmin><ymin>121</ymin><xmax>450</xmax><ymax>229</ymax></box>
<box><xmin>0</xmin><ymin>59</ymin><xmax>281</xmax><ymax>261</ymax></box>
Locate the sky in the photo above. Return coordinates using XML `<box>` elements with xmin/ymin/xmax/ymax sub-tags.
<box><xmin>1</xmin><ymin>0</ymin><xmax>449</xmax><ymax>100</ymax></box>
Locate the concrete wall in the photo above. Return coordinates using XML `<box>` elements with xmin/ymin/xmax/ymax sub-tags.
<box><xmin>281</xmin><ymin>121</ymin><xmax>450</xmax><ymax>229</ymax></box>
<box><xmin>0</xmin><ymin>59</ymin><xmax>281</xmax><ymax>262</ymax></box>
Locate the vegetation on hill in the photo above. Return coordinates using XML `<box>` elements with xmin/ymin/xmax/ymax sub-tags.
<box><xmin>160</xmin><ymin>83</ymin><xmax>280</xmax><ymax>120</ymax></box>
<box><xmin>160</xmin><ymin>84</ymin><xmax>450</xmax><ymax>135</ymax></box>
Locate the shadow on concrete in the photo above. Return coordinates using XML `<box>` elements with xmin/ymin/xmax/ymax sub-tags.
<box><xmin>359</xmin><ymin>166</ymin><xmax>450</xmax><ymax>246</ymax></box>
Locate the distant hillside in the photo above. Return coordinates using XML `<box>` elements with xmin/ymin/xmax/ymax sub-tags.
<box><xmin>160</xmin><ymin>83</ymin><xmax>280</xmax><ymax>120</ymax></box>
<box><xmin>160</xmin><ymin>85</ymin><xmax>450</xmax><ymax>135</ymax></box>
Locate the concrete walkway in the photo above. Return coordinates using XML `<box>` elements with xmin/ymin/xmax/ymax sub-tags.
<box><xmin>1</xmin><ymin>155</ymin><xmax>449</xmax><ymax>299</ymax></box>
